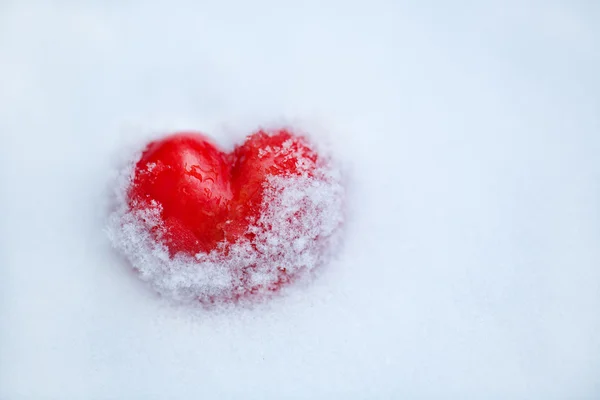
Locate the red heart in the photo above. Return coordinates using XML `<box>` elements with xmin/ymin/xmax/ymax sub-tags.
<box><xmin>128</xmin><ymin>129</ymin><xmax>318</xmax><ymax>256</ymax></box>
<box><xmin>112</xmin><ymin>128</ymin><xmax>343</xmax><ymax>304</ymax></box>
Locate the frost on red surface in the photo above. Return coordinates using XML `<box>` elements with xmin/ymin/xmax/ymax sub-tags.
<box><xmin>108</xmin><ymin>128</ymin><xmax>344</xmax><ymax>305</ymax></box>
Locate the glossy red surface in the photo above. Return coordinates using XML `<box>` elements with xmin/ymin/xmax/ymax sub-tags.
<box><xmin>128</xmin><ymin>129</ymin><xmax>318</xmax><ymax>257</ymax></box>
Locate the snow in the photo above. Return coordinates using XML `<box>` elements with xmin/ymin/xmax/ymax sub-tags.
<box><xmin>1</xmin><ymin>0</ymin><xmax>600</xmax><ymax>399</ymax></box>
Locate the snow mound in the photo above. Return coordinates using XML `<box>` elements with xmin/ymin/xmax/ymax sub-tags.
<box><xmin>107</xmin><ymin>133</ymin><xmax>345</xmax><ymax>305</ymax></box>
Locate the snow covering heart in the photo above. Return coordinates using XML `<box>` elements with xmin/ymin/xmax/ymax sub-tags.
<box><xmin>107</xmin><ymin>128</ymin><xmax>345</xmax><ymax>305</ymax></box>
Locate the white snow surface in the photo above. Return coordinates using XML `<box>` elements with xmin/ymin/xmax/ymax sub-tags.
<box><xmin>1</xmin><ymin>0</ymin><xmax>600</xmax><ymax>399</ymax></box>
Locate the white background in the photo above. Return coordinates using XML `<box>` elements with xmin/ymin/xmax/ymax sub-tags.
<box><xmin>1</xmin><ymin>1</ymin><xmax>599</xmax><ymax>399</ymax></box>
